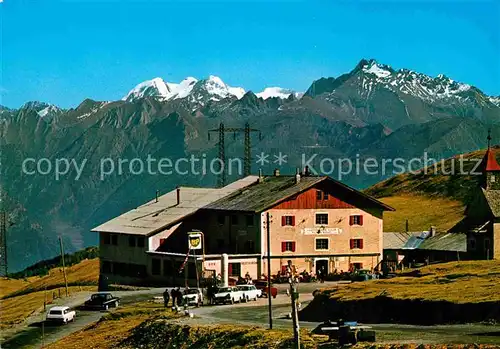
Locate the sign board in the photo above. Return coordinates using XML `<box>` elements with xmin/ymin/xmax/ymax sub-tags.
<box><xmin>302</xmin><ymin>227</ymin><xmax>342</xmax><ymax>235</ymax></box>
<box><xmin>188</xmin><ymin>232</ymin><xmax>202</xmax><ymax>250</ymax></box>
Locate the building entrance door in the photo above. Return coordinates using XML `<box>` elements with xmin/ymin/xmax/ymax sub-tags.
<box><xmin>315</xmin><ymin>259</ymin><xmax>328</xmax><ymax>276</ymax></box>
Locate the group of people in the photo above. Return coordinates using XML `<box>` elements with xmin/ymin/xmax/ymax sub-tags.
<box><xmin>162</xmin><ymin>287</ymin><xmax>183</xmax><ymax>307</ymax></box>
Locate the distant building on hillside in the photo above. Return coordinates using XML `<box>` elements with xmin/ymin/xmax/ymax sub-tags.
<box><xmin>450</xmin><ymin>139</ymin><xmax>500</xmax><ymax>260</ymax></box>
<box><xmin>92</xmin><ymin>170</ymin><xmax>394</xmax><ymax>286</ymax></box>
<box><xmin>384</xmin><ymin>139</ymin><xmax>500</xmax><ymax>266</ymax></box>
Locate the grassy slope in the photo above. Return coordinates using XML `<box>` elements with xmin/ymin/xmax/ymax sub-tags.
<box><xmin>46</xmin><ymin>302</ymin><xmax>319</xmax><ymax>349</ymax></box>
<box><xmin>0</xmin><ymin>259</ymin><xmax>99</xmax><ymax>329</ymax></box>
<box><xmin>365</xmin><ymin>148</ymin><xmax>498</xmax><ymax>231</ymax></box>
<box><xmin>319</xmin><ymin>260</ymin><xmax>500</xmax><ymax>303</ymax></box>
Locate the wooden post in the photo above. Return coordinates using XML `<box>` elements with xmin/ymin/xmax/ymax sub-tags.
<box><xmin>59</xmin><ymin>237</ymin><xmax>69</xmax><ymax>297</ymax></box>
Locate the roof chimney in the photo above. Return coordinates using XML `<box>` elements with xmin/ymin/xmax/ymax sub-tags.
<box><xmin>258</xmin><ymin>169</ymin><xmax>264</xmax><ymax>183</ymax></box>
<box><xmin>176</xmin><ymin>187</ymin><xmax>181</xmax><ymax>205</ymax></box>
<box><xmin>273</xmin><ymin>168</ymin><xmax>280</xmax><ymax>177</ymax></box>
<box><xmin>295</xmin><ymin>168</ymin><xmax>301</xmax><ymax>184</ymax></box>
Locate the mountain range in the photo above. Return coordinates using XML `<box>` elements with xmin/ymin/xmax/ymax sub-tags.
<box><xmin>1</xmin><ymin>58</ymin><xmax>499</xmax><ymax>272</ymax></box>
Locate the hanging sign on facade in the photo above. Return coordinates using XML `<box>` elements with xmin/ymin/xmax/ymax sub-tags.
<box><xmin>188</xmin><ymin>232</ymin><xmax>202</xmax><ymax>250</ymax></box>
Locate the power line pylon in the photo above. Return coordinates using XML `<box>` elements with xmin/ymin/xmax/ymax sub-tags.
<box><xmin>208</xmin><ymin>122</ymin><xmax>262</xmax><ymax>187</ymax></box>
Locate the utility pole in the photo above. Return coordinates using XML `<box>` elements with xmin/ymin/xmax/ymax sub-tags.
<box><xmin>0</xmin><ymin>210</ymin><xmax>7</xmax><ymax>277</ymax></box>
<box><xmin>287</xmin><ymin>260</ymin><xmax>301</xmax><ymax>349</ymax></box>
<box><xmin>208</xmin><ymin>122</ymin><xmax>262</xmax><ymax>187</ymax></box>
<box><xmin>59</xmin><ymin>237</ymin><xmax>69</xmax><ymax>297</ymax></box>
<box><xmin>266</xmin><ymin>212</ymin><xmax>273</xmax><ymax>329</ymax></box>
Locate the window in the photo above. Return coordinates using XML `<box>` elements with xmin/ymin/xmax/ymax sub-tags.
<box><xmin>228</xmin><ymin>263</ymin><xmax>241</xmax><ymax>277</ymax></box>
<box><xmin>128</xmin><ymin>236</ymin><xmax>135</xmax><ymax>247</ymax></box>
<box><xmin>323</xmin><ymin>192</ymin><xmax>329</xmax><ymax>200</ymax></box>
<box><xmin>245</xmin><ymin>215</ymin><xmax>254</xmax><ymax>226</ymax></box>
<box><xmin>350</xmin><ymin>263</ymin><xmax>363</xmax><ymax>271</ymax></box>
<box><xmin>315</xmin><ymin>238</ymin><xmax>329</xmax><ymax>250</ymax></box>
<box><xmin>111</xmin><ymin>234</ymin><xmax>118</xmax><ymax>246</ymax></box>
<box><xmin>469</xmin><ymin>237</ymin><xmax>477</xmax><ymax>250</ymax></box>
<box><xmin>485</xmin><ymin>238</ymin><xmax>491</xmax><ymax>251</ymax></box>
<box><xmin>218</xmin><ymin>214</ymin><xmax>225</xmax><ymax>225</ymax></box>
<box><xmin>163</xmin><ymin>260</ymin><xmax>173</xmax><ymax>276</ymax></box>
<box><xmin>350</xmin><ymin>215</ymin><xmax>363</xmax><ymax>226</ymax></box>
<box><xmin>315</xmin><ymin>213</ymin><xmax>328</xmax><ymax>225</ymax></box>
<box><xmin>244</xmin><ymin>240</ymin><xmax>255</xmax><ymax>253</ymax></box>
<box><xmin>231</xmin><ymin>215</ymin><xmax>239</xmax><ymax>225</ymax></box>
<box><xmin>281</xmin><ymin>241</ymin><xmax>296</xmax><ymax>252</ymax></box>
<box><xmin>137</xmin><ymin>237</ymin><xmax>145</xmax><ymax>248</ymax></box>
<box><xmin>316</xmin><ymin>190</ymin><xmax>322</xmax><ymax>200</ymax></box>
<box><xmin>281</xmin><ymin>215</ymin><xmax>295</xmax><ymax>226</ymax></box>
<box><xmin>152</xmin><ymin>258</ymin><xmax>161</xmax><ymax>275</ymax></box>
<box><xmin>102</xmin><ymin>261</ymin><xmax>111</xmax><ymax>273</ymax></box>
<box><xmin>103</xmin><ymin>233</ymin><xmax>110</xmax><ymax>245</ymax></box>
<box><xmin>350</xmin><ymin>238</ymin><xmax>364</xmax><ymax>249</ymax></box>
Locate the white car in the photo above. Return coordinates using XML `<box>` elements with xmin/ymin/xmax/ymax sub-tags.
<box><xmin>213</xmin><ymin>286</ymin><xmax>243</xmax><ymax>305</ymax></box>
<box><xmin>237</xmin><ymin>284</ymin><xmax>262</xmax><ymax>302</ymax></box>
<box><xmin>182</xmin><ymin>288</ymin><xmax>204</xmax><ymax>307</ymax></box>
<box><xmin>46</xmin><ymin>306</ymin><xmax>76</xmax><ymax>324</ymax></box>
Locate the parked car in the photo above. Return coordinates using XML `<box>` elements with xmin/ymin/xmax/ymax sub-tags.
<box><xmin>237</xmin><ymin>284</ymin><xmax>261</xmax><ymax>302</ymax></box>
<box><xmin>254</xmin><ymin>280</ymin><xmax>278</xmax><ymax>298</ymax></box>
<box><xmin>46</xmin><ymin>306</ymin><xmax>76</xmax><ymax>324</ymax></box>
<box><xmin>182</xmin><ymin>288</ymin><xmax>204</xmax><ymax>307</ymax></box>
<box><xmin>213</xmin><ymin>286</ymin><xmax>243</xmax><ymax>304</ymax></box>
<box><xmin>84</xmin><ymin>292</ymin><xmax>120</xmax><ymax>310</ymax></box>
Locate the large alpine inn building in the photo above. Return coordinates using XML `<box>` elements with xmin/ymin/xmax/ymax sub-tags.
<box><xmin>92</xmin><ymin>170</ymin><xmax>394</xmax><ymax>286</ymax></box>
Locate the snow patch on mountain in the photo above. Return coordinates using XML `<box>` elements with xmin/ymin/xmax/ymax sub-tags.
<box><xmin>489</xmin><ymin>96</ymin><xmax>500</xmax><ymax>107</ymax></box>
<box><xmin>256</xmin><ymin>87</ymin><xmax>302</xmax><ymax>100</ymax></box>
<box><xmin>363</xmin><ymin>63</ymin><xmax>391</xmax><ymax>78</ymax></box>
<box><xmin>37</xmin><ymin>105</ymin><xmax>61</xmax><ymax>118</ymax></box>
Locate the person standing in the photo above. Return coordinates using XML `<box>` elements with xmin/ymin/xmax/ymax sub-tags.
<box><xmin>163</xmin><ymin>288</ymin><xmax>170</xmax><ymax>308</ymax></box>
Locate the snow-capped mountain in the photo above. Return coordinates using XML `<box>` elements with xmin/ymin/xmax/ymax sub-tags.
<box><xmin>256</xmin><ymin>87</ymin><xmax>303</xmax><ymax>100</ymax></box>
<box><xmin>20</xmin><ymin>101</ymin><xmax>63</xmax><ymax>120</ymax></box>
<box><xmin>353</xmin><ymin>59</ymin><xmax>481</xmax><ymax>105</ymax></box>
<box><xmin>123</xmin><ymin>77</ymin><xmax>198</xmax><ymax>102</ymax></box>
<box><xmin>123</xmin><ymin>75</ymin><xmax>245</xmax><ymax>104</ymax></box>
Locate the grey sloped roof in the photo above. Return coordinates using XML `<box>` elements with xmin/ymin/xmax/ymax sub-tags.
<box><xmin>204</xmin><ymin>175</ymin><xmax>395</xmax><ymax>212</ymax></box>
<box><xmin>383</xmin><ymin>232</ymin><xmax>428</xmax><ymax>250</ymax></box>
<box><xmin>418</xmin><ymin>232</ymin><xmax>467</xmax><ymax>252</ymax></box>
<box><xmin>91</xmin><ymin>176</ymin><xmax>259</xmax><ymax>236</ymax></box>
<box><xmin>482</xmin><ymin>188</ymin><xmax>500</xmax><ymax>218</ymax></box>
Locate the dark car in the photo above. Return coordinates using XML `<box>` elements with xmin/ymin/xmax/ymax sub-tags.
<box><xmin>84</xmin><ymin>292</ymin><xmax>120</xmax><ymax>310</ymax></box>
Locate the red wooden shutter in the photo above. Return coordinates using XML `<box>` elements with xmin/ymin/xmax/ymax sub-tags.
<box><xmin>281</xmin><ymin>242</ymin><xmax>286</xmax><ymax>252</ymax></box>
<box><xmin>359</xmin><ymin>239</ymin><xmax>364</xmax><ymax>249</ymax></box>
<box><xmin>291</xmin><ymin>216</ymin><xmax>296</xmax><ymax>226</ymax></box>
<box><xmin>349</xmin><ymin>239</ymin><xmax>354</xmax><ymax>249</ymax></box>
<box><xmin>359</xmin><ymin>215</ymin><xmax>364</xmax><ymax>226</ymax></box>
<box><xmin>281</xmin><ymin>216</ymin><xmax>286</xmax><ymax>226</ymax></box>
<box><xmin>291</xmin><ymin>241</ymin><xmax>296</xmax><ymax>252</ymax></box>
<box><xmin>349</xmin><ymin>216</ymin><xmax>354</xmax><ymax>226</ymax></box>
<box><xmin>228</xmin><ymin>263</ymin><xmax>233</xmax><ymax>275</ymax></box>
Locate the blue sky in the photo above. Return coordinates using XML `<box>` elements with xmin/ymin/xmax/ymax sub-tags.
<box><xmin>1</xmin><ymin>0</ymin><xmax>499</xmax><ymax>109</ymax></box>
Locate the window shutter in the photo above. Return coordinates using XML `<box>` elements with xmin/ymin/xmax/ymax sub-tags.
<box><xmin>281</xmin><ymin>216</ymin><xmax>286</xmax><ymax>226</ymax></box>
<box><xmin>291</xmin><ymin>216</ymin><xmax>296</xmax><ymax>226</ymax></box>
<box><xmin>281</xmin><ymin>242</ymin><xmax>286</xmax><ymax>252</ymax></box>
<box><xmin>359</xmin><ymin>215</ymin><xmax>364</xmax><ymax>226</ymax></box>
<box><xmin>349</xmin><ymin>239</ymin><xmax>354</xmax><ymax>249</ymax></box>
<box><xmin>228</xmin><ymin>263</ymin><xmax>233</xmax><ymax>275</ymax></box>
<box><xmin>359</xmin><ymin>239</ymin><xmax>364</xmax><ymax>249</ymax></box>
<box><xmin>292</xmin><ymin>241</ymin><xmax>296</xmax><ymax>252</ymax></box>
<box><xmin>349</xmin><ymin>216</ymin><xmax>354</xmax><ymax>226</ymax></box>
